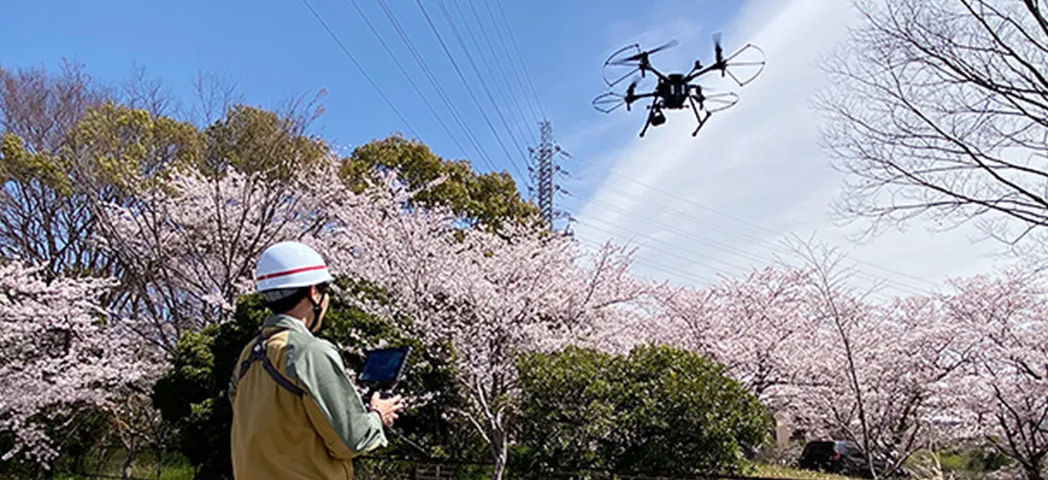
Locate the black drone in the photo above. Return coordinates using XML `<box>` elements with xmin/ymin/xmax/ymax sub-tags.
<box><xmin>592</xmin><ymin>34</ymin><xmax>766</xmax><ymax>138</ymax></box>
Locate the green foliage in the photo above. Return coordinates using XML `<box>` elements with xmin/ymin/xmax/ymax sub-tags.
<box><xmin>341</xmin><ymin>134</ymin><xmax>542</xmax><ymax>230</ymax></box>
<box><xmin>148</xmin><ymin>295</ymin><xmax>268</xmax><ymax>478</ymax></box>
<box><xmin>0</xmin><ymin>132</ymin><xmax>74</xmax><ymax>196</ymax></box>
<box><xmin>49</xmin><ymin>449</ymin><xmax>195</xmax><ymax>480</ymax></box>
<box><xmin>514</xmin><ymin>345</ymin><xmax>773</xmax><ymax>478</ymax></box>
<box><xmin>152</xmin><ymin>278</ymin><xmax>473</xmax><ymax>479</ymax></box>
<box><xmin>200</xmin><ymin>105</ymin><xmax>328</xmax><ymax>181</ymax></box>
<box><xmin>939</xmin><ymin>446</ymin><xmax>1011</xmax><ymax>473</ymax></box>
<box><xmin>63</xmin><ymin>101</ymin><xmax>203</xmax><ymax>194</ymax></box>
<box><xmin>754</xmin><ymin>464</ymin><xmax>861</xmax><ymax>480</ymax></box>
<box><xmin>1</xmin><ymin>100</ymin><xmax>205</xmax><ymax>280</ymax></box>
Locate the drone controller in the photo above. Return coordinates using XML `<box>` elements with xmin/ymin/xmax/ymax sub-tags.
<box><xmin>356</xmin><ymin>346</ymin><xmax>433</xmax><ymax>457</ymax></box>
<box><xmin>357</xmin><ymin>346</ymin><xmax>411</xmax><ymax>400</ymax></box>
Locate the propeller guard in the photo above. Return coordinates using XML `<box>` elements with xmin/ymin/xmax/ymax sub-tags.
<box><xmin>592</xmin><ymin>91</ymin><xmax>626</xmax><ymax>114</ymax></box>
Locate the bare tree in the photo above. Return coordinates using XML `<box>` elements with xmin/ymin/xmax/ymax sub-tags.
<box><xmin>0</xmin><ymin>60</ymin><xmax>113</xmax><ymax>278</ymax></box>
<box><xmin>0</xmin><ymin>59</ymin><xmax>111</xmax><ymax>153</ymax></box>
<box><xmin>189</xmin><ymin>70</ymin><xmax>243</xmax><ymax>127</ymax></box>
<box><xmin>121</xmin><ymin>62</ymin><xmax>180</xmax><ymax>118</ymax></box>
<box><xmin>815</xmin><ymin>0</ymin><xmax>1048</xmax><ymax>255</ymax></box>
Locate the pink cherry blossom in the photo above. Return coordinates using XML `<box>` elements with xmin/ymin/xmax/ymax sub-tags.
<box><xmin>0</xmin><ymin>261</ymin><xmax>162</xmax><ymax>467</ymax></box>
<box><xmin>94</xmin><ymin>165</ymin><xmax>338</xmax><ymax>347</ymax></box>
<box><xmin>940</xmin><ymin>270</ymin><xmax>1048</xmax><ymax>480</ymax></box>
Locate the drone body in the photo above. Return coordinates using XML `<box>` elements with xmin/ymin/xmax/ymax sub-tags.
<box><xmin>593</xmin><ymin>35</ymin><xmax>766</xmax><ymax>138</ymax></box>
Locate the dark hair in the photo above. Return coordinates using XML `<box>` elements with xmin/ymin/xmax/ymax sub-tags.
<box><xmin>263</xmin><ymin>282</ymin><xmax>330</xmax><ymax>314</ymax></box>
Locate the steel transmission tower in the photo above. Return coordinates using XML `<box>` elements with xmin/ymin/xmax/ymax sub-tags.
<box><xmin>528</xmin><ymin>121</ymin><xmax>571</xmax><ymax>229</ymax></box>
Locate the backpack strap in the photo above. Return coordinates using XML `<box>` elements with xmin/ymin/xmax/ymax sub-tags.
<box><xmin>237</xmin><ymin>331</ymin><xmax>305</xmax><ymax>397</ymax></box>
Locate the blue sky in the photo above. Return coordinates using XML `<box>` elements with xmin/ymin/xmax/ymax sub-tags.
<box><xmin>1</xmin><ymin>0</ymin><xmax>740</xmax><ymax>192</ymax></box>
<box><xmin>1</xmin><ymin>0</ymin><xmax>1012</xmax><ymax>294</ymax></box>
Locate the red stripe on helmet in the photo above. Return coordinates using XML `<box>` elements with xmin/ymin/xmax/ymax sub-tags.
<box><xmin>256</xmin><ymin>264</ymin><xmax>327</xmax><ymax>281</ymax></box>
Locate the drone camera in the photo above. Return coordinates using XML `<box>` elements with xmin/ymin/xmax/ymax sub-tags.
<box><xmin>650</xmin><ymin>109</ymin><xmax>666</xmax><ymax>127</ymax></box>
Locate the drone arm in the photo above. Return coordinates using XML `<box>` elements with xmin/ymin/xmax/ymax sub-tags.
<box><xmin>684</xmin><ymin>65</ymin><xmax>718</xmax><ymax>83</ymax></box>
<box><xmin>613</xmin><ymin>61</ymin><xmax>669</xmax><ymax>82</ymax></box>
<box><xmin>626</xmin><ymin>92</ymin><xmax>658</xmax><ymax>102</ymax></box>
<box><xmin>690</xmin><ymin>90</ymin><xmax>739</xmax><ymax>114</ymax></box>
<box><xmin>646</xmin><ymin>65</ymin><xmax>669</xmax><ymax>82</ymax></box>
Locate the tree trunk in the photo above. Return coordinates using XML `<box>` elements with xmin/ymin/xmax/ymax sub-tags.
<box><xmin>1023</xmin><ymin>462</ymin><xmax>1045</xmax><ymax>480</ymax></box>
<box><xmin>155</xmin><ymin>444</ymin><xmax>163</xmax><ymax>480</ymax></box>
<box><xmin>122</xmin><ymin>443</ymin><xmax>136</xmax><ymax>480</ymax></box>
<box><xmin>491</xmin><ymin>456</ymin><xmax>506</xmax><ymax>480</ymax></box>
<box><xmin>34</xmin><ymin>464</ymin><xmax>55</xmax><ymax>480</ymax></box>
<box><xmin>490</xmin><ymin>439</ymin><xmax>508</xmax><ymax>480</ymax></box>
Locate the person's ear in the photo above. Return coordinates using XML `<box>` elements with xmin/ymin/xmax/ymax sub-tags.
<box><xmin>310</xmin><ymin>285</ymin><xmax>324</xmax><ymax>303</ymax></box>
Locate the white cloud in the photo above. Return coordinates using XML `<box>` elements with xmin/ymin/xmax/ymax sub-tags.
<box><xmin>571</xmin><ymin>0</ymin><xmax>1012</xmax><ymax>299</ymax></box>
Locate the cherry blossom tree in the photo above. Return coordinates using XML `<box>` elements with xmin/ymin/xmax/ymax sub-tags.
<box><xmin>783</xmin><ymin>243</ymin><xmax>975</xmax><ymax>478</ymax></box>
<box><xmin>653</xmin><ymin>240</ymin><xmax>977</xmax><ymax>477</ymax></box>
<box><xmin>942</xmin><ymin>270</ymin><xmax>1048</xmax><ymax>480</ymax></box>
<box><xmin>654</xmin><ymin>267</ymin><xmax>820</xmax><ymax>407</ymax></box>
<box><xmin>317</xmin><ymin>178</ymin><xmax>653</xmax><ymax>479</ymax></box>
<box><xmin>94</xmin><ymin>165</ymin><xmax>334</xmax><ymax>350</ymax></box>
<box><xmin>0</xmin><ymin>260</ymin><xmax>162</xmax><ymax>470</ymax></box>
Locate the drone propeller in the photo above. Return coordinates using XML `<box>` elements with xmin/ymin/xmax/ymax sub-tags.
<box><xmin>602</xmin><ymin>39</ymin><xmax>678</xmax><ymax>86</ymax></box>
<box><xmin>612</xmin><ymin>39</ymin><xmax>679</xmax><ymax>65</ymax></box>
<box><xmin>623</xmin><ymin>75</ymin><xmax>643</xmax><ymax>110</ymax></box>
<box><xmin>713</xmin><ymin>33</ymin><xmax>724</xmax><ymax>65</ymax></box>
<box><xmin>687</xmin><ymin>37</ymin><xmax>767</xmax><ymax>88</ymax></box>
<box><xmin>602</xmin><ymin>44</ymin><xmax>641</xmax><ymax>87</ymax></box>
<box><xmin>720</xmin><ymin>43</ymin><xmax>766</xmax><ymax>87</ymax></box>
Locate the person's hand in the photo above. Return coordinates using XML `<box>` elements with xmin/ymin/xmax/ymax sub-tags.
<box><xmin>369</xmin><ymin>392</ymin><xmax>404</xmax><ymax>427</ymax></box>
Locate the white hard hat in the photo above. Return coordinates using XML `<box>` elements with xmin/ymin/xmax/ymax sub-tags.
<box><xmin>255</xmin><ymin>241</ymin><xmax>335</xmax><ymax>293</ymax></box>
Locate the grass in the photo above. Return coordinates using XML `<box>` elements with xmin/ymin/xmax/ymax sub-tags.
<box><xmin>754</xmin><ymin>464</ymin><xmax>860</xmax><ymax>480</ymax></box>
<box><xmin>48</xmin><ymin>459</ymin><xmax>855</xmax><ymax>480</ymax></box>
<box><xmin>50</xmin><ymin>449</ymin><xmax>194</xmax><ymax>480</ymax></box>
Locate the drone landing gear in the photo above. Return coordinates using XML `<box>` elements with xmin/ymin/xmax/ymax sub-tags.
<box><xmin>639</xmin><ymin>97</ymin><xmax>660</xmax><ymax>138</ymax></box>
<box><xmin>639</xmin><ymin>109</ymin><xmax>654</xmax><ymax>138</ymax></box>
<box><xmin>688</xmin><ymin>95</ymin><xmax>711</xmax><ymax>137</ymax></box>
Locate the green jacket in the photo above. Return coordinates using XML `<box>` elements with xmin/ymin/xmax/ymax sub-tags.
<box><xmin>229</xmin><ymin>314</ymin><xmax>387</xmax><ymax>479</ymax></box>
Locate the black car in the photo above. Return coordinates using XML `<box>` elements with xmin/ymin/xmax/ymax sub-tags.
<box><xmin>798</xmin><ymin>440</ymin><xmax>888</xmax><ymax>478</ymax></box>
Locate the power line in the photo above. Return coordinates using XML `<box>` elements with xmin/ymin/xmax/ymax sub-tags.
<box><xmin>580</xmin><ymin>219</ymin><xmax>749</xmax><ymax>277</ymax></box>
<box><xmin>413</xmin><ymin>0</ymin><xmax>529</xmax><ymax>183</ymax></box>
<box><xmin>564</xmin><ymin>193</ymin><xmax>930</xmax><ymax>299</ymax></box>
<box><xmin>575</xmin><ymin>215</ymin><xmax>902</xmax><ymax>304</ymax></box>
<box><xmin>431</xmin><ymin>0</ymin><xmax>531</xmax><ymax>180</ymax></box>
<box><xmin>298</xmin><ymin>0</ymin><xmax>419</xmax><ymax>139</ymax></box>
<box><xmin>454</xmin><ymin>0</ymin><xmax>536</xmax><ymax>145</ymax></box>
<box><xmin>576</xmin><ymin>237</ymin><xmax>719</xmax><ymax>286</ymax></box>
<box><xmin>344</xmin><ymin>0</ymin><xmax>479</xmax><ymax>167</ymax></box>
<box><xmin>583</xmin><ymin>193</ymin><xmax>929</xmax><ymax>297</ymax></box>
<box><xmin>600</xmin><ymin>169</ymin><xmax>941</xmax><ymax>289</ymax></box>
<box><xmin>493</xmin><ymin>0</ymin><xmax>546</xmax><ymax>121</ymax></box>
<box><xmin>480</xmin><ymin>0</ymin><xmax>542</xmax><ymax>127</ymax></box>
<box><xmin>372</xmin><ymin>0</ymin><xmax>497</xmax><ymax>172</ymax></box>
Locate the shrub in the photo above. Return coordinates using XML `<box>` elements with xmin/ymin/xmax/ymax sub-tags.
<box><xmin>514</xmin><ymin>344</ymin><xmax>773</xmax><ymax>478</ymax></box>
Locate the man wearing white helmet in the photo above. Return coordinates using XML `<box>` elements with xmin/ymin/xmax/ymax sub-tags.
<box><xmin>229</xmin><ymin>241</ymin><xmax>403</xmax><ymax>479</ymax></box>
